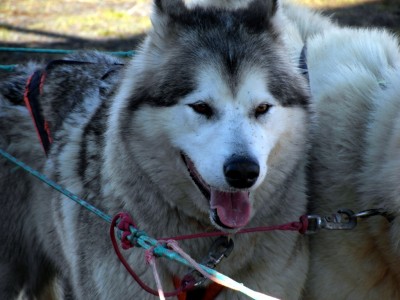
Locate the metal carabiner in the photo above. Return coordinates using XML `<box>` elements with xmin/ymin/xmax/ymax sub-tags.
<box><xmin>205</xmin><ymin>236</ymin><xmax>234</xmax><ymax>268</ymax></box>
<box><xmin>353</xmin><ymin>208</ymin><xmax>394</xmax><ymax>222</ymax></box>
<box><xmin>185</xmin><ymin>236</ymin><xmax>234</xmax><ymax>287</ymax></box>
<box><xmin>305</xmin><ymin>209</ymin><xmax>358</xmax><ymax>234</ymax></box>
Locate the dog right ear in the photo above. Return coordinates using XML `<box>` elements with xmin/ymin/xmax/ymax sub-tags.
<box><xmin>241</xmin><ymin>0</ymin><xmax>279</xmax><ymax>33</ymax></box>
<box><xmin>151</xmin><ymin>0</ymin><xmax>188</xmax><ymax>38</ymax></box>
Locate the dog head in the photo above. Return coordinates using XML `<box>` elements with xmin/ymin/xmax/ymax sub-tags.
<box><xmin>108</xmin><ymin>0</ymin><xmax>309</xmax><ymax>232</ymax></box>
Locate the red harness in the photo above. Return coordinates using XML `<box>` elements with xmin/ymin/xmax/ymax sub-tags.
<box><xmin>24</xmin><ymin>69</ymin><xmax>52</xmax><ymax>155</ymax></box>
<box><xmin>173</xmin><ymin>276</ymin><xmax>224</xmax><ymax>300</ymax></box>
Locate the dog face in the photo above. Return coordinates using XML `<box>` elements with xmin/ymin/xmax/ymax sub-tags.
<box><xmin>172</xmin><ymin>65</ymin><xmax>309</xmax><ymax>229</ymax></box>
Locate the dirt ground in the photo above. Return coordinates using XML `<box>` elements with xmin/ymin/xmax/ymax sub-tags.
<box><xmin>0</xmin><ymin>1</ymin><xmax>399</xmax><ymax>68</ymax></box>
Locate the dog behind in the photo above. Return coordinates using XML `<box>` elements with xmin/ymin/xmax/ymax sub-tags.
<box><xmin>305</xmin><ymin>27</ymin><xmax>400</xmax><ymax>299</ymax></box>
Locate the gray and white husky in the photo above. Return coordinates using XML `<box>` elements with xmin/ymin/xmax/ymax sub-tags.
<box><xmin>0</xmin><ymin>0</ymin><xmax>311</xmax><ymax>299</ymax></box>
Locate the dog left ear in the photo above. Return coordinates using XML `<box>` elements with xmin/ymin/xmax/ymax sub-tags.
<box><xmin>241</xmin><ymin>0</ymin><xmax>279</xmax><ymax>33</ymax></box>
<box><xmin>153</xmin><ymin>0</ymin><xmax>188</xmax><ymax>21</ymax></box>
<box><xmin>151</xmin><ymin>0</ymin><xmax>188</xmax><ymax>38</ymax></box>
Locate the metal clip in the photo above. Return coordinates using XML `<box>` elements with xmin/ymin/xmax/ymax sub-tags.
<box><xmin>186</xmin><ymin>236</ymin><xmax>234</xmax><ymax>287</ymax></box>
<box><xmin>305</xmin><ymin>209</ymin><xmax>357</xmax><ymax>234</ymax></box>
<box><xmin>353</xmin><ymin>208</ymin><xmax>394</xmax><ymax>222</ymax></box>
<box><xmin>204</xmin><ymin>236</ymin><xmax>234</xmax><ymax>269</ymax></box>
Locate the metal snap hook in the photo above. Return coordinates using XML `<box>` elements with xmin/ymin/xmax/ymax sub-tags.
<box><xmin>305</xmin><ymin>209</ymin><xmax>357</xmax><ymax>234</ymax></box>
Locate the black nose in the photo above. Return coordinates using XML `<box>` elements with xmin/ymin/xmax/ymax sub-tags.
<box><xmin>223</xmin><ymin>156</ymin><xmax>260</xmax><ymax>189</ymax></box>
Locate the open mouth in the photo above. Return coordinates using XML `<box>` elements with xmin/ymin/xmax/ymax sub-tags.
<box><xmin>181</xmin><ymin>153</ymin><xmax>251</xmax><ymax>230</ymax></box>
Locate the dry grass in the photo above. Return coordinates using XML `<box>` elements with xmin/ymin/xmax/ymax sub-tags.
<box><xmin>0</xmin><ymin>0</ymin><xmax>151</xmax><ymax>43</ymax></box>
<box><xmin>0</xmin><ymin>0</ymin><xmax>383</xmax><ymax>44</ymax></box>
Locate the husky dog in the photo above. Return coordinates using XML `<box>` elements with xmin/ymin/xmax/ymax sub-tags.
<box><xmin>0</xmin><ymin>0</ymin><xmax>312</xmax><ymax>299</ymax></box>
<box><xmin>0</xmin><ymin>57</ymin><xmax>123</xmax><ymax>299</ymax></box>
<box><xmin>304</xmin><ymin>28</ymin><xmax>400</xmax><ymax>299</ymax></box>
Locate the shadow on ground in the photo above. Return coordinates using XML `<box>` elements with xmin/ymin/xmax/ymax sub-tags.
<box><xmin>324</xmin><ymin>1</ymin><xmax>400</xmax><ymax>29</ymax></box>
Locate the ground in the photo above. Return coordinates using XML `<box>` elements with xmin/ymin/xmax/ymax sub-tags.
<box><xmin>0</xmin><ymin>0</ymin><xmax>399</xmax><ymax>69</ymax></box>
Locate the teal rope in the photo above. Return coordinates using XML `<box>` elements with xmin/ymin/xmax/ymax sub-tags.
<box><xmin>0</xmin><ymin>148</ymin><xmax>112</xmax><ymax>223</ymax></box>
<box><xmin>0</xmin><ymin>47</ymin><xmax>135</xmax><ymax>57</ymax></box>
<box><xmin>0</xmin><ymin>47</ymin><xmax>75</xmax><ymax>55</ymax></box>
<box><xmin>0</xmin><ymin>65</ymin><xmax>16</xmax><ymax>71</ymax></box>
<box><xmin>0</xmin><ymin>47</ymin><xmax>135</xmax><ymax>72</ymax></box>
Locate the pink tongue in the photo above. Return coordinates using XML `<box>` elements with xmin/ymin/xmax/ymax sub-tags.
<box><xmin>210</xmin><ymin>189</ymin><xmax>251</xmax><ymax>228</ymax></box>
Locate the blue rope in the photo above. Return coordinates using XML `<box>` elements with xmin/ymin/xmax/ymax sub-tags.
<box><xmin>0</xmin><ymin>148</ymin><xmax>112</xmax><ymax>223</ymax></box>
<box><xmin>0</xmin><ymin>65</ymin><xmax>16</xmax><ymax>71</ymax></box>
<box><xmin>0</xmin><ymin>47</ymin><xmax>135</xmax><ymax>72</ymax></box>
<box><xmin>0</xmin><ymin>47</ymin><xmax>135</xmax><ymax>57</ymax></box>
<box><xmin>0</xmin><ymin>47</ymin><xmax>75</xmax><ymax>55</ymax></box>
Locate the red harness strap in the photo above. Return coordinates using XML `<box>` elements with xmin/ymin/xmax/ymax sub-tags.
<box><xmin>24</xmin><ymin>69</ymin><xmax>52</xmax><ymax>155</ymax></box>
<box><xmin>173</xmin><ymin>276</ymin><xmax>224</xmax><ymax>300</ymax></box>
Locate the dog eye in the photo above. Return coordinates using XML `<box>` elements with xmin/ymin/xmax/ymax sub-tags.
<box><xmin>255</xmin><ymin>103</ymin><xmax>272</xmax><ymax>118</ymax></box>
<box><xmin>188</xmin><ymin>102</ymin><xmax>213</xmax><ymax>118</ymax></box>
